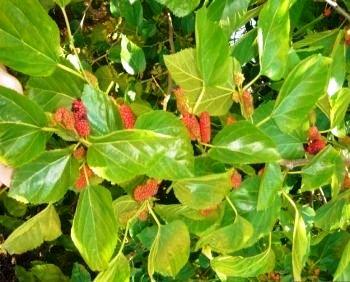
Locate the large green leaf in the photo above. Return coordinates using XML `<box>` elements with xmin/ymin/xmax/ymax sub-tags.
<box><xmin>87</xmin><ymin>111</ymin><xmax>194</xmax><ymax>183</ymax></box>
<box><xmin>231</xmin><ymin>28</ymin><xmax>258</xmax><ymax>65</ymax></box>
<box><xmin>196</xmin><ymin>8</ymin><xmax>231</xmax><ymax>86</ymax></box>
<box><xmin>0</xmin><ymin>0</ymin><xmax>61</xmax><ymax>76</ymax></box>
<box><xmin>334</xmin><ymin>239</ymin><xmax>350</xmax><ymax>281</ymax></box>
<box><xmin>81</xmin><ymin>84</ymin><xmax>122</xmax><ymax>136</ymax></box>
<box><xmin>196</xmin><ymin>215</ymin><xmax>254</xmax><ymax>254</ymax></box>
<box><xmin>27</xmin><ymin>64</ymin><xmax>84</xmax><ymax>112</ymax></box>
<box><xmin>257</xmin><ymin>163</ymin><xmax>283</xmax><ymax>211</ymax></box>
<box><xmin>327</xmin><ymin>30</ymin><xmax>346</xmax><ymax>97</ymax></box>
<box><xmin>94</xmin><ymin>254</ymin><xmax>130</xmax><ymax>282</ymax></box>
<box><xmin>148</xmin><ymin>220</ymin><xmax>190</xmax><ymax>278</ymax></box>
<box><xmin>302</xmin><ymin>146</ymin><xmax>345</xmax><ymax>196</ymax></box>
<box><xmin>71</xmin><ymin>185</ymin><xmax>118</xmax><ymax>271</ymax></box>
<box><xmin>173</xmin><ymin>172</ymin><xmax>232</xmax><ymax>210</ymax></box>
<box><xmin>208</xmin><ymin>121</ymin><xmax>281</xmax><ymax>164</ymax></box>
<box><xmin>9</xmin><ymin>149</ymin><xmax>79</xmax><ymax>204</ymax></box>
<box><xmin>0</xmin><ymin>86</ymin><xmax>49</xmax><ymax>167</ymax></box>
<box><xmin>208</xmin><ymin>0</ymin><xmax>250</xmax><ymax>36</ymax></box>
<box><xmin>211</xmin><ymin>247</ymin><xmax>275</xmax><ymax>278</ymax></box>
<box><xmin>2</xmin><ymin>205</ymin><xmax>61</xmax><ymax>254</ymax></box>
<box><xmin>154</xmin><ymin>0</ymin><xmax>199</xmax><ymax>17</ymax></box>
<box><xmin>164</xmin><ymin>48</ymin><xmax>234</xmax><ymax>116</ymax></box>
<box><xmin>257</xmin><ymin>0</ymin><xmax>290</xmax><ymax>80</ymax></box>
<box><xmin>330</xmin><ymin>88</ymin><xmax>350</xmax><ymax>137</ymax></box>
<box><xmin>254</xmin><ymin>101</ymin><xmax>304</xmax><ymax>160</ymax></box>
<box><xmin>120</xmin><ymin>35</ymin><xmax>146</xmax><ymax>75</ymax></box>
<box><xmin>271</xmin><ymin>55</ymin><xmax>331</xmax><ymax>133</ymax></box>
<box><xmin>314</xmin><ymin>191</ymin><xmax>350</xmax><ymax>231</ymax></box>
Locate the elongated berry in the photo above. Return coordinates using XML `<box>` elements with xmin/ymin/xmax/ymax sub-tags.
<box><xmin>308</xmin><ymin>126</ymin><xmax>322</xmax><ymax>141</ymax></box>
<box><xmin>182</xmin><ymin>113</ymin><xmax>201</xmax><ymax>141</ymax></box>
<box><xmin>75</xmin><ymin>165</ymin><xmax>94</xmax><ymax>190</ymax></box>
<box><xmin>72</xmin><ymin>99</ymin><xmax>87</xmax><ymax>120</ymax></box>
<box><xmin>199</xmin><ymin>112</ymin><xmax>211</xmax><ymax>144</ymax></box>
<box><xmin>133</xmin><ymin>179</ymin><xmax>159</xmax><ymax>202</ymax></box>
<box><xmin>54</xmin><ymin>108</ymin><xmax>75</xmax><ymax>130</ymax></box>
<box><xmin>75</xmin><ymin>119</ymin><xmax>90</xmax><ymax>138</ymax></box>
<box><xmin>343</xmin><ymin>173</ymin><xmax>350</xmax><ymax>189</ymax></box>
<box><xmin>119</xmin><ymin>104</ymin><xmax>135</xmax><ymax>129</ymax></box>
<box><xmin>173</xmin><ymin>87</ymin><xmax>189</xmax><ymax>115</ymax></box>
<box><xmin>231</xmin><ymin>171</ymin><xmax>242</xmax><ymax>189</ymax></box>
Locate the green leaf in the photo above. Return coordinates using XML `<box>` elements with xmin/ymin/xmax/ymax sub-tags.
<box><xmin>257</xmin><ymin>0</ymin><xmax>290</xmax><ymax>80</ymax></box>
<box><xmin>257</xmin><ymin>163</ymin><xmax>283</xmax><ymax>211</ymax></box>
<box><xmin>70</xmin><ymin>263</ymin><xmax>91</xmax><ymax>282</ymax></box>
<box><xmin>110</xmin><ymin>0</ymin><xmax>143</xmax><ymax>27</ymax></box>
<box><xmin>314</xmin><ymin>191</ymin><xmax>350</xmax><ymax>231</ymax></box>
<box><xmin>148</xmin><ymin>220</ymin><xmax>190</xmax><ymax>278</ymax></box>
<box><xmin>334</xmin><ymin>239</ymin><xmax>350</xmax><ymax>281</ymax></box>
<box><xmin>330</xmin><ymin>88</ymin><xmax>350</xmax><ymax>137</ymax></box>
<box><xmin>31</xmin><ymin>264</ymin><xmax>68</xmax><ymax>282</ymax></box>
<box><xmin>27</xmin><ymin>64</ymin><xmax>84</xmax><ymax>112</ymax></box>
<box><xmin>327</xmin><ymin>30</ymin><xmax>346</xmax><ymax>97</ymax></box>
<box><xmin>113</xmin><ymin>195</ymin><xmax>139</xmax><ymax>227</ymax></box>
<box><xmin>71</xmin><ymin>185</ymin><xmax>118</xmax><ymax>271</ymax></box>
<box><xmin>81</xmin><ymin>84</ymin><xmax>122</xmax><ymax>135</ymax></box>
<box><xmin>0</xmin><ymin>0</ymin><xmax>61</xmax><ymax>76</ymax></box>
<box><xmin>9</xmin><ymin>149</ymin><xmax>79</xmax><ymax>204</ymax></box>
<box><xmin>231</xmin><ymin>28</ymin><xmax>258</xmax><ymax>65</ymax></box>
<box><xmin>211</xmin><ymin>247</ymin><xmax>275</xmax><ymax>278</ymax></box>
<box><xmin>87</xmin><ymin>111</ymin><xmax>194</xmax><ymax>183</ymax></box>
<box><xmin>254</xmin><ymin>101</ymin><xmax>304</xmax><ymax>160</ymax></box>
<box><xmin>164</xmin><ymin>48</ymin><xmax>234</xmax><ymax>116</ymax></box>
<box><xmin>208</xmin><ymin>121</ymin><xmax>281</xmax><ymax>164</ymax></box>
<box><xmin>271</xmin><ymin>55</ymin><xmax>331</xmax><ymax>133</ymax></box>
<box><xmin>228</xmin><ymin>177</ymin><xmax>281</xmax><ymax>245</ymax></box>
<box><xmin>120</xmin><ymin>35</ymin><xmax>146</xmax><ymax>75</ymax></box>
<box><xmin>302</xmin><ymin>146</ymin><xmax>345</xmax><ymax>196</ymax></box>
<box><xmin>196</xmin><ymin>215</ymin><xmax>254</xmax><ymax>254</ymax></box>
<box><xmin>292</xmin><ymin>212</ymin><xmax>309</xmax><ymax>281</ymax></box>
<box><xmin>154</xmin><ymin>0</ymin><xmax>199</xmax><ymax>17</ymax></box>
<box><xmin>0</xmin><ymin>86</ymin><xmax>49</xmax><ymax>167</ymax></box>
<box><xmin>2</xmin><ymin>205</ymin><xmax>61</xmax><ymax>254</ymax></box>
<box><xmin>3</xmin><ymin>196</ymin><xmax>27</xmax><ymax>217</ymax></box>
<box><xmin>54</xmin><ymin>0</ymin><xmax>71</xmax><ymax>7</ymax></box>
<box><xmin>94</xmin><ymin>254</ymin><xmax>130</xmax><ymax>282</ymax></box>
<box><xmin>196</xmin><ymin>8</ymin><xmax>231</xmax><ymax>86</ymax></box>
<box><xmin>173</xmin><ymin>172</ymin><xmax>232</xmax><ymax>210</ymax></box>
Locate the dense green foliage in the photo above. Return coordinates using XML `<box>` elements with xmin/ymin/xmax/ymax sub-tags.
<box><xmin>1</xmin><ymin>0</ymin><xmax>350</xmax><ymax>281</ymax></box>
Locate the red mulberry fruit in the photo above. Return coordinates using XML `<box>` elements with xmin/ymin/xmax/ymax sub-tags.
<box><xmin>75</xmin><ymin>165</ymin><xmax>94</xmax><ymax>190</ymax></box>
<box><xmin>75</xmin><ymin>119</ymin><xmax>90</xmax><ymax>138</ymax></box>
<box><xmin>54</xmin><ymin>107</ymin><xmax>75</xmax><ymax>130</ymax></box>
<box><xmin>133</xmin><ymin>179</ymin><xmax>159</xmax><ymax>202</ymax></box>
<box><xmin>305</xmin><ymin>139</ymin><xmax>326</xmax><ymax>155</ymax></box>
<box><xmin>199</xmin><ymin>112</ymin><xmax>211</xmax><ymax>144</ymax></box>
<box><xmin>73</xmin><ymin>146</ymin><xmax>86</xmax><ymax>160</ymax></box>
<box><xmin>173</xmin><ymin>87</ymin><xmax>189</xmax><ymax>115</ymax></box>
<box><xmin>242</xmin><ymin>90</ymin><xmax>254</xmax><ymax>117</ymax></box>
<box><xmin>182</xmin><ymin>113</ymin><xmax>201</xmax><ymax>141</ymax></box>
<box><xmin>231</xmin><ymin>171</ymin><xmax>242</xmax><ymax>189</ymax></box>
<box><xmin>343</xmin><ymin>173</ymin><xmax>350</xmax><ymax>189</ymax></box>
<box><xmin>119</xmin><ymin>104</ymin><xmax>135</xmax><ymax>129</ymax></box>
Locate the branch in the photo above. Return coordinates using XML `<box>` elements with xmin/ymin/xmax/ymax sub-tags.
<box><xmin>163</xmin><ymin>11</ymin><xmax>175</xmax><ymax>111</ymax></box>
<box><xmin>315</xmin><ymin>0</ymin><xmax>350</xmax><ymax>22</ymax></box>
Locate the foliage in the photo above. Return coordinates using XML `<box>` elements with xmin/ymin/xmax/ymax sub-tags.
<box><xmin>0</xmin><ymin>0</ymin><xmax>350</xmax><ymax>281</ymax></box>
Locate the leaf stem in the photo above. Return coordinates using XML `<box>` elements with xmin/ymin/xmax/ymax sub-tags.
<box><xmin>225</xmin><ymin>196</ymin><xmax>238</xmax><ymax>219</ymax></box>
<box><xmin>255</xmin><ymin>116</ymin><xmax>271</xmax><ymax>127</ymax></box>
<box><xmin>243</xmin><ymin>73</ymin><xmax>260</xmax><ymax>91</ymax></box>
<box><xmin>57</xmin><ymin>63</ymin><xmax>85</xmax><ymax>80</ymax></box>
<box><xmin>41</xmin><ymin>127</ymin><xmax>59</xmax><ymax>133</ymax></box>
<box><xmin>147</xmin><ymin>201</ymin><xmax>161</xmax><ymax>227</ymax></box>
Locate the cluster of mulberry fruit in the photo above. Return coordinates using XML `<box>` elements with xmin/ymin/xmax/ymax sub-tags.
<box><xmin>133</xmin><ymin>179</ymin><xmax>159</xmax><ymax>202</ymax></box>
<box><xmin>305</xmin><ymin>126</ymin><xmax>326</xmax><ymax>155</ymax></box>
<box><xmin>230</xmin><ymin>170</ymin><xmax>242</xmax><ymax>189</ymax></box>
<box><xmin>182</xmin><ymin>111</ymin><xmax>212</xmax><ymax>143</ymax></box>
<box><xmin>54</xmin><ymin>99</ymin><xmax>90</xmax><ymax>138</ymax></box>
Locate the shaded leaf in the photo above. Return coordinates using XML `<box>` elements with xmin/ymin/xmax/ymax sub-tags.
<box><xmin>2</xmin><ymin>205</ymin><xmax>61</xmax><ymax>254</ymax></box>
<box><xmin>121</xmin><ymin>35</ymin><xmax>146</xmax><ymax>75</ymax></box>
<box><xmin>94</xmin><ymin>254</ymin><xmax>130</xmax><ymax>282</ymax></box>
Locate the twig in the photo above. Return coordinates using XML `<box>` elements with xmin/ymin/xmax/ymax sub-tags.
<box><xmin>315</xmin><ymin>0</ymin><xmax>350</xmax><ymax>22</ymax></box>
<box><xmin>163</xmin><ymin>11</ymin><xmax>175</xmax><ymax>111</ymax></box>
